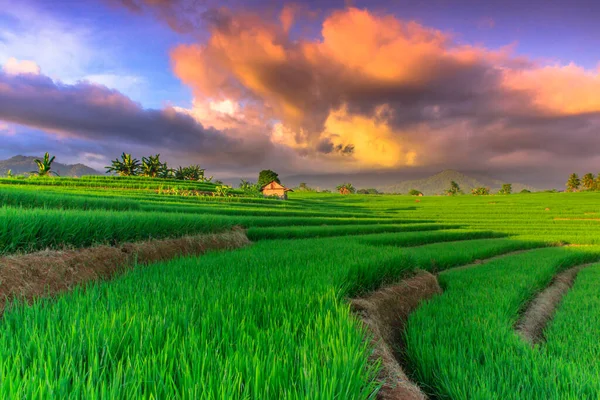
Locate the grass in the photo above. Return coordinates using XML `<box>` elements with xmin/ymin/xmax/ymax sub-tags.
<box><xmin>542</xmin><ymin>263</ymin><xmax>600</xmax><ymax>394</ymax></box>
<box><xmin>405</xmin><ymin>246</ymin><xmax>600</xmax><ymax>399</ymax></box>
<box><xmin>2</xmin><ymin>178</ymin><xmax>600</xmax><ymax>397</ymax></box>
<box><xmin>0</xmin><ymin>236</ymin><xmax>548</xmax><ymax>398</ymax></box>
<box><xmin>0</xmin><ymin>207</ymin><xmax>237</xmax><ymax>254</ymax></box>
<box><xmin>246</xmin><ymin>223</ymin><xmax>461</xmax><ymax>240</ymax></box>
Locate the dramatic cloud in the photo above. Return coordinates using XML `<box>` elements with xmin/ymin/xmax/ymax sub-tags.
<box><xmin>166</xmin><ymin>6</ymin><xmax>600</xmax><ymax>174</ymax></box>
<box><xmin>0</xmin><ymin>63</ymin><xmax>273</xmax><ymax>168</ymax></box>
<box><xmin>5</xmin><ymin>2</ymin><xmax>600</xmax><ymax>184</ymax></box>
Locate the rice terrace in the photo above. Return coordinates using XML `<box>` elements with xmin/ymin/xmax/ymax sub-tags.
<box><xmin>1</xmin><ymin>162</ymin><xmax>600</xmax><ymax>399</ymax></box>
<box><xmin>2</xmin><ymin>0</ymin><xmax>600</xmax><ymax>398</ymax></box>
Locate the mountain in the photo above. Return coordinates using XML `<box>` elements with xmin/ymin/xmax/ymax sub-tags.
<box><xmin>0</xmin><ymin>155</ymin><xmax>101</xmax><ymax>177</ymax></box>
<box><xmin>380</xmin><ymin>169</ymin><xmax>536</xmax><ymax>195</ymax></box>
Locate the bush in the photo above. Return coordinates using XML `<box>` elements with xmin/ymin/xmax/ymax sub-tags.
<box><xmin>471</xmin><ymin>187</ymin><xmax>490</xmax><ymax>196</ymax></box>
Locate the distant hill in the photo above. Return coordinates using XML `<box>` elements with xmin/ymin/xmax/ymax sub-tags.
<box><xmin>0</xmin><ymin>155</ymin><xmax>101</xmax><ymax>177</ymax></box>
<box><xmin>380</xmin><ymin>169</ymin><xmax>536</xmax><ymax>195</ymax></box>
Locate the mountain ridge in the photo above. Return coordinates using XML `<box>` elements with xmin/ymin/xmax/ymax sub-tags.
<box><xmin>0</xmin><ymin>155</ymin><xmax>101</xmax><ymax>177</ymax></box>
<box><xmin>380</xmin><ymin>169</ymin><xmax>536</xmax><ymax>195</ymax></box>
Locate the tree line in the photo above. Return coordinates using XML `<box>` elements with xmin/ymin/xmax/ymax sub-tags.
<box><xmin>566</xmin><ymin>173</ymin><xmax>600</xmax><ymax>192</ymax></box>
<box><xmin>106</xmin><ymin>153</ymin><xmax>217</xmax><ymax>182</ymax></box>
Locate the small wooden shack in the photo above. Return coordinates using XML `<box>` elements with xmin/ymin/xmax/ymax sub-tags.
<box><xmin>261</xmin><ymin>181</ymin><xmax>293</xmax><ymax>199</ymax></box>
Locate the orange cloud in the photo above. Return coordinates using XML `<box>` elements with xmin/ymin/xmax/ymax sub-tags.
<box><xmin>503</xmin><ymin>64</ymin><xmax>600</xmax><ymax>115</ymax></box>
<box><xmin>168</xmin><ymin>6</ymin><xmax>600</xmax><ymax>172</ymax></box>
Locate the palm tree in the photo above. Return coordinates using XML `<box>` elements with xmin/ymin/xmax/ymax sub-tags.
<box><xmin>31</xmin><ymin>152</ymin><xmax>59</xmax><ymax>177</ymax></box>
<box><xmin>141</xmin><ymin>154</ymin><xmax>164</xmax><ymax>178</ymax></box>
<box><xmin>174</xmin><ymin>166</ymin><xmax>186</xmax><ymax>180</ymax></box>
<box><xmin>566</xmin><ymin>173</ymin><xmax>581</xmax><ymax>192</ymax></box>
<box><xmin>105</xmin><ymin>153</ymin><xmax>141</xmax><ymax>176</ymax></box>
<box><xmin>336</xmin><ymin>183</ymin><xmax>355</xmax><ymax>195</ymax></box>
<box><xmin>582</xmin><ymin>173</ymin><xmax>595</xmax><ymax>191</ymax></box>
<box><xmin>183</xmin><ymin>165</ymin><xmax>205</xmax><ymax>181</ymax></box>
<box><xmin>158</xmin><ymin>164</ymin><xmax>174</xmax><ymax>179</ymax></box>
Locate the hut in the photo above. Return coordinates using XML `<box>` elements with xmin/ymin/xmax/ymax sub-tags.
<box><xmin>261</xmin><ymin>181</ymin><xmax>293</xmax><ymax>200</ymax></box>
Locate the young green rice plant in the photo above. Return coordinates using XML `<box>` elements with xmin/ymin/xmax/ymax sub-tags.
<box><xmin>0</xmin><ymin>207</ymin><xmax>238</xmax><ymax>254</ymax></box>
<box><xmin>0</xmin><ymin>234</ymin><xmax>550</xmax><ymax>398</ymax></box>
<box><xmin>405</xmin><ymin>246</ymin><xmax>600</xmax><ymax>399</ymax></box>
<box><xmin>356</xmin><ymin>229</ymin><xmax>507</xmax><ymax>247</ymax></box>
<box><xmin>246</xmin><ymin>223</ymin><xmax>462</xmax><ymax>240</ymax></box>
<box><xmin>542</xmin><ymin>263</ymin><xmax>600</xmax><ymax>386</ymax></box>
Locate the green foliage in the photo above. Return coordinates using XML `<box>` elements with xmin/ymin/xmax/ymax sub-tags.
<box><xmin>141</xmin><ymin>154</ymin><xmax>167</xmax><ymax>178</ymax></box>
<box><xmin>520</xmin><ymin>189</ymin><xmax>532</xmax><ymax>194</ymax></box>
<box><xmin>257</xmin><ymin>169</ymin><xmax>280</xmax><ymax>187</ymax></box>
<box><xmin>356</xmin><ymin>188</ymin><xmax>380</xmax><ymax>194</ymax></box>
<box><xmin>498</xmin><ymin>183</ymin><xmax>512</xmax><ymax>195</ymax></box>
<box><xmin>239</xmin><ymin>180</ymin><xmax>262</xmax><ymax>197</ymax></box>
<box><xmin>336</xmin><ymin>182</ymin><xmax>356</xmax><ymax>194</ymax></box>
<box><xmin>409</xmin><ymin>189</ymin><xmax>423</xmax><ymax>196</ymax></box>
<box><xmin>31</xmin><ymin>152</ymin><xmax>58</xmax><ymax>177</ymax></box>
<box><xmin>471</xmin><ymin>186</ymin><xmax>490</xmax><ymax>196</ymax></box>
<box><xmin>214</xmin><ymin>185</ymin><xmax>231</xmax><ymax>197</ymax></box>
<box><xmin>582</xmin><ymin>173</ymin><xmax>595</xmax><ymax>191</ymax></box>
<box><xmin>445</xmin><ymin>180</ymin><xmax>463</xmax><ymax>196</ymax></box>
<box><xmin>106</xmin><ymin>153</ymin><xmax>141</xmax><ymax>176</ymax></box>
<box><xmin>5</xmin><ymin>169</ymin><xmax>13</xmax><ymax>178</ymax></box>
<box><xmin>296</xmin><ymin>182</ymin><xmax>316</xmax><ymax>192</ymax></box>
<box><xmin>566</xmin><ymin>173</ymin><xmax>581</xmax><ymax>192</ymax></box>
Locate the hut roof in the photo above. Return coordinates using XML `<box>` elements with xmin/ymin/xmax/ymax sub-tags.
<box><xmin>260</xmin><ymin>181</ymin><xmax>293</xmax><ymax>192</ymax></box>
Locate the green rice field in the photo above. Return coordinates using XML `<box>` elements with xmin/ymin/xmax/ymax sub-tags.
<box><xmin>1</xmin><ymin>177</ymin><xmax>600</xmax><ymax>398</ymax></box>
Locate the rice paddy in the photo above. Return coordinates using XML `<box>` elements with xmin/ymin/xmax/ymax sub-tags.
<box><xmin>1</xmin><ymin>176</ymin><xmax>599</xmax><ymax>398</ymax></box>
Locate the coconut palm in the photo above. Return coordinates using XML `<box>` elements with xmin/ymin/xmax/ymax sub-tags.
<box><xmin>31</xmin><ymin>152</ymin><xmax>59</xmax><ymax>177</ymax></box>
<box><xmin>158</xmin><ymin>164</ymin><xmax>174</xmax><ymax>179</ymax></box>
<box><xmin>582</xmin><ymin>173</ymin><xmax>595</xmax><ymax>191</ymax></box>
<box><xmin>141</xmin><ymin>154</ymin><xmax>164</xmax><ymax>178</ymax></box>
<box><xmin>174</xmin><ymin>166</ymin><xmax>186</xmax><ymax>180</ymax></box>
<box><xmin>336</xmin><ymin>183</ymin><xmax>356</xmax><ymax>195</ymax></box>
<box><xmin>105</xmin><ymin>153</ymin><xmax>141</xmax><ymax>176</ymax></box>
<box><xmin>566</xmin><ymin>173</ymin><xmax>581</xmax><ymax>192</ymax></box>
<box><xmin>181</xmin><ymin>165</ymin><xmax>205</xmax><ymax>181</ymax></box>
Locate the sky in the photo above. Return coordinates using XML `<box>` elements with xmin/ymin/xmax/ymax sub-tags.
<box><xmin>1</xmin><ymin>0</ymin><xmax>599</xmax><ymax>186</ymax></box>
